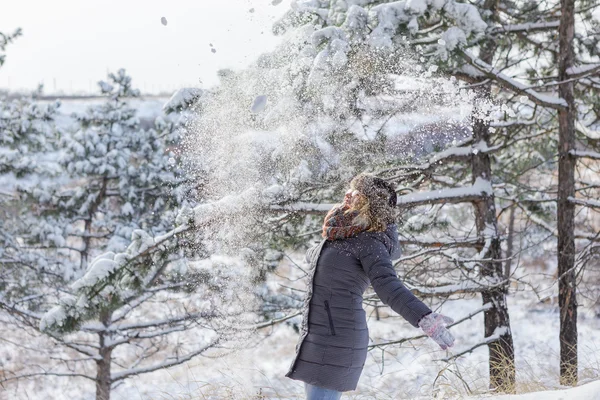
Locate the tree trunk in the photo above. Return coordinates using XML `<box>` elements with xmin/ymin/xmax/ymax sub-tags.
<box><xmin>96</xmin><ymin>310</ymin><xmax>113</xmax><ymax>400</ymax></box>
<box><xmin>557</xmin><ymin>0</ymin><xmax>577</xmax><ymax>386</ymax></box>
<box><xmin>472</xmin><ymin>115</ymin><xmax>516</xmax><ymax>392</ymax></box>
<box><xmin>471</xmin><ymin>1</ymin><xmax>515</xmax><ymax>390</ymax></box>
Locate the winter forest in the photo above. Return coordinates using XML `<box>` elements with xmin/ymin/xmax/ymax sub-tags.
<box><xmin>1</xmin><ymin>0</ymin><xmax>600</xmax><ymax>399</ymax></box>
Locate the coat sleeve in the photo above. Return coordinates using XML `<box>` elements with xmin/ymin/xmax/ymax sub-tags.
<box><xmin>358</xmin><ymin>238</ymin><xmax>431</xmax><ymax>327</ymax></box>
<box><xmin>386</xmin><ymin>223</ymin><xmax>402</xmax><ymax>259</ymax></box>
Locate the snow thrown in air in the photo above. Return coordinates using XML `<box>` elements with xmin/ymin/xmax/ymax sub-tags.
<box><xmin>179</xmin><ymin>23</ymin><xmax>498</xmax><ymax>257</ymax></box>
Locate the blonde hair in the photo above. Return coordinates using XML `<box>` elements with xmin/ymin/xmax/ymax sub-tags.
<box><xmin>344</xmin><ymin>173</ymin><xmax>396</xmax><ymax>232</ymax></box>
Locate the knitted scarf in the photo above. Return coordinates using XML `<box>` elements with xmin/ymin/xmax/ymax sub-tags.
<box><xmin>322</xmin><ymin>204</ymin><xmax>367</xmax><ymax>240</ymax></box>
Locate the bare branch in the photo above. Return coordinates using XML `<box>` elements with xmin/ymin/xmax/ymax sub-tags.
<box><xmin>368</xmin><ymin>305</ymin><xmax>491</xmax><ymax>350</ymax></box>
<box><xmin>439</xmin><ymin>326</ymin><xmax>509</xmax><ymax>362</ymax></box>
<box><xmin>252</xmin><ymin>311</ymin><xmax>302</xmax><ymax>330</ymax></box>
<box><xmin>111</xmin><ymin>339</ymin><xmax>219</xmax><ymax>382</ymax></box>
<box><xmin>399</xmin><ymin>238</ymin><xmax>483</xmax><ymax>248</ymax></box>
<box><xmin>1</xmin><ymin>371</ymin><xmax>96</xmax><ymax>384</ymax></box>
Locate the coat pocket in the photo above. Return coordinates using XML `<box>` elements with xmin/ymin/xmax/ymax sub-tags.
<box><xmin>324</xmin><ymin>300</ymin><xmax>336</xmax><ymax>336</ymax></box>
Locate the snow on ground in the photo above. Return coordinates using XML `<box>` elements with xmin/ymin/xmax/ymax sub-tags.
<box><xmin>475</xmin><ymin>380</ymin><xmax>600</xmax><ymax>400</ymax></box>
<box><xmin>6</xmin><ymin>253</ymin><xmax>599</xmax><ymax>400</ymax></box>
<box><xmin>108</xmin><ymin>260</ymin><xmax>600</xmax><ymax>400</ymax></box>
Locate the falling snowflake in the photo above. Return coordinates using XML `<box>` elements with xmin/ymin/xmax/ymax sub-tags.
<box><xmin>161</xmin><ymin>17</ymin><xmax>168</xmax><ymax>26</ymax></box>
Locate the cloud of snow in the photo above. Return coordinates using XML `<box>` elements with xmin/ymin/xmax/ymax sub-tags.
<box><xmin>179</xmin><ymin>24</ymin><xmax>500</xmax><ymax>258</ymax></box>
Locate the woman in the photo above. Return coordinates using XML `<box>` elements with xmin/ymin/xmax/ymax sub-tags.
<box><xmin>285</xmin><ymin>173</ymin><xmax>455</xmax><ymax>400</ymax></box>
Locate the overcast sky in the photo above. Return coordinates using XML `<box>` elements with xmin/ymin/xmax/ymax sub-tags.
<box><xmin>0</xmin><ymin>0</ymin><xmax>290</xmax><ymax>94</ymax></box>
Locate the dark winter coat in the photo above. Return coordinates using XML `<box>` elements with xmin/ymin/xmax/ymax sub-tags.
<box><xmin>285</xmin><ymin>223</ymin><xmax>432</xmax><ymax>392</ymax></box>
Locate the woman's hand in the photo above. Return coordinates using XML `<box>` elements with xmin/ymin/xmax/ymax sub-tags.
<box><xmin>418</xmin><ymin>312</ymin><xmax>455</xmax><ymax>350</ymax></box>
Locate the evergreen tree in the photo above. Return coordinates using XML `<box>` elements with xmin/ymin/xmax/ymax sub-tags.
<box><xmin>0</xmin><ymin>72</ymin><xmax>236</xmax><ymax>400</ymax></box>
<box><xmin>0</xmin><ymin>89</ymin><xmax>61</xmax><ymax>304</ymax></box>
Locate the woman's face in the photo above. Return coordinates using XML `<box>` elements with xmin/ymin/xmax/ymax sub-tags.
<box><xmin>344</xmin><ymin>189</ymin><xmax>361</xmax><ymax>207</ymax></box>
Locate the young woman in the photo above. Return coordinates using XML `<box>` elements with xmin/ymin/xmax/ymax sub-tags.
<box><xmin>285</xmin><ymin>173</ymin><xmax>455</xmax><ymax>400</ymax></box>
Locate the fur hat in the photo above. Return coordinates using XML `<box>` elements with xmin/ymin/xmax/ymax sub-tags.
<box><xmin>349</xmin><ymin>173</ymin><xmax>397</xmax><ymax>225</ymax></box>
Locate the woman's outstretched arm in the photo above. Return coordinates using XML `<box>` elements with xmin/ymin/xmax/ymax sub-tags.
<box><xmin>358</xmin><ymin>237</ymin><xmax>455</xmax><ymax>349</ymax></box>
<box><xmin>358</xmin><ymin>238</ymin><xmax>431</xmax><ymax>327</ymax></box>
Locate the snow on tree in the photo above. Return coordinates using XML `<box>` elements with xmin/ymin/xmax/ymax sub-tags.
<box><xmin>0</xmin><ymin>71</ymin><xmax>252</xmax><ymax>400</ymax></box>
<box><xmin>17</xmin><ymin>69</ymin><xmax>190</xmax><ymax>273</ymax></box>
<box><xmin>0</xmin><ymin>92</ymin><xmax>62</xmax><ymax>305</ymax></box>
<box><xmin>162</xmin><ymin>87</ymin><xmax>204</xmax><ymax>115</ymax></box>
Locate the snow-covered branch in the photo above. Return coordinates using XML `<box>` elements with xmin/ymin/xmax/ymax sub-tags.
<box><xmin>396</xmin><ymin>178</ymin><xmax>493</xmax><ymax>207</ymax></box>
<box><xmin>575</xmin><ymin>120</ymin><xmax>600</xmax><ymax>140</ymax></box>
<box><xmin>490</xmin><ymin>119</ymin><xmax>537</xmax><ymax>128</ymax></box>
<box><xmin>569</xmin><ymin>197</ymin><xmax>600</xmax><ymax>209</ymax></box>
<box><xmin>407</xmin><ymin>278</ymin><xmax>508</xmax><ymax>297</ymax></box>
<box><xmin>284</xmin><ymin>180</ymin><xmax>493</xmax><ymax>211</ymax></box>
<box><xmin>567</xmin><ymin>63</ymin><xmax>600</xmax><ymax>80</ymax></box>
<box><xmin>571</xmin><ymin>150</ymin><xmax>600</xmax><ymax>160</ymax></box>
<box><xmin>490</xmin><ymin>21</ymin><xmax>560</xmax><ymax>34</ymax></box>
<box><xmin>269</xmin><ymin>202</ymin><xmax>335</xmax><ymax>215</ymax></box>
<box><xmin>460</xmin><ymin>49</ymin><xmax>568</xmax><ymax>110</ymax></box>
<box><xmin>387</xmin><ymin>139</ymin><xmax>500</xmax><ymax>176</ymax></box>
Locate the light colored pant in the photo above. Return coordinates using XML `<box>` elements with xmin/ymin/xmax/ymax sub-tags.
<box><xmin>304</xmin><ymin>382</ymin><xmax>343</xmax><ymax>400</ymax></box>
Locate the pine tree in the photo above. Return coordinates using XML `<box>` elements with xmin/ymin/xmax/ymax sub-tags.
<box><xmin>0</xmin><ymin>90</ymin><xmax>61</xmax><ymax>304</ymax></box>
<box><xmin>1</xmin><ymin>72</ymin><xmax>240</xmax><ymax>400</ymax></box>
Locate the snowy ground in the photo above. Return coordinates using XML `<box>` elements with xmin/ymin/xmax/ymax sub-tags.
<box><xmin>475</xmin><ymin>380</ymin><xmax>600</xmax><ymax>400</ymax></box>
<box><xmin>6</xmin><ymin>255</ymin><xmax>599</xmax><ymax>400</ymax></box>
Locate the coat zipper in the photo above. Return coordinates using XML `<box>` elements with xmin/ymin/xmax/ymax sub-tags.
<box><xmin>324</xmin><ymin>300</ymin><xmax>336</xmax><ymax>336</ymax></box>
